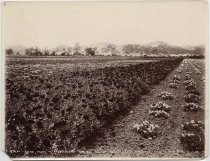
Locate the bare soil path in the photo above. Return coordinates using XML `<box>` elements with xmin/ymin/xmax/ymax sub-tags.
<box><xmin>76</xmin><ymin>59</ymin><xmax>205</xmax><ymax>158</ymax></box>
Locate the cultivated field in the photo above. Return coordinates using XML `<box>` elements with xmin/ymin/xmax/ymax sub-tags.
<box><xmin>5</xmin><ymin>57</ymin><xmax>205</xmax><ymax>158</ymax></box>
<box><xmin>76</xmin><ymin>59</ymin><xmax>206</xmax><ymax>158</ymax></box>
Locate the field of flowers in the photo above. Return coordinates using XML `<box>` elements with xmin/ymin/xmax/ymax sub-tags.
<box><xmin>5</xmin><ymin>57</ymin><xmax>182</xmax><ymax>157</ymax></box>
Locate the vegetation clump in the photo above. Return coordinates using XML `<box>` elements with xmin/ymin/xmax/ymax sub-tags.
<box><xmin>158</xmin><ymin>92</ymin><xmax>174</xmax><ymax>100</ymax></box>
<box><xmin>180</xmin><ymin>120</ymin><xmax>204</xmax><ymax>151</ymax></box>
<box><xmin>5</xmin><ymin>58</ymin><xmax>183</xmax><ymax>157</ymax></box>
<box><xmin>133</xmin><ymin>121</ymin><xmax>160</xmax><ymax>139</ymax></box>
<box><xmin>182</xmin><ymin>103</ymin><xmax>201</xmax><ymax>112</ymax></box>
<box><xmin>149</xmin><ymin>102</ymin><xmax>170</xmax><ymax>118</ymax></box>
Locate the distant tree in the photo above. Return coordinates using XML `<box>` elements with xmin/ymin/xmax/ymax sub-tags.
<box><xmin>107</xmin><ymin>44</ymin><xmax>117</xmax><ymax>56</ymax></box>
<box><xmin>33</xmin><ymin>48</ymin><xmax>43</xmax><ymax>56</ymax></box>
<box><xmin>91</xmin><ymin>47</ymin><xmax>99</xmax><ymax>55</ymax></box>
<box><xmin>25</xmin><ymin>48</ymin><xmax>33</xmax><ymax>56</ymax></box>
<box><xmin>61</xmin><ymin>52</ymin><xmax>66</xmax><ymax>56</ymax></box>
<box><xmin>73</xmin><ymin>43</ymin><xmax>81</xmax><ymax>55</ymax></box>
<box><xmin>38</xmin><ymin>51</ymin><xmax>43</xmax><ymax>56</ymax></box>
<box><xmin>85</xmin><ymin>48</ymin><xmax>95</xmax><ymax>56</ymax></box>
<box><xmin>5</xmin><ymin>48</ymin><xmax>14</xmax><ymax>55</ymax></box>
<box><xmin>51</xmin><ymin>51</ymin><xmax>56</xmax><ymax>56</ymax></box>
<box><xmin>44</xmin><ymin>50</ymin><xmax>50</xmax><ymax>56</ymax></box>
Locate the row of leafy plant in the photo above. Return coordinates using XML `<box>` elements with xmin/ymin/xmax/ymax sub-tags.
<box><xmin>133</xmin><ymin>73</ymin><xmax>180</xmax><ymax>139</ymax></box>
<box><xmin>180</xmin><ymin>61</ymin><xmax>204</xmax><ymax>152</ymax></box>
<box><xmin>5</xmin><ymin>58</ymin><xmax>182</xmax><ymax>157</ymax></box>
<box><xmin>132</xmin><ymin>60</ymin><xmax>205</xmax><ymax>153</ymax></box>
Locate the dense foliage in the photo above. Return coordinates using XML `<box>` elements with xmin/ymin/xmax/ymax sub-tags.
<box><xmin>5</xmin><ymin>58</ymin><xmax>182</xmax><ymax>157</ymax></box>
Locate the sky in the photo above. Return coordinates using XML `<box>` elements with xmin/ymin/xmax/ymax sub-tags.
<box><xmin>2</xmin><ymin>1</ymin><xmax>208</xmax><ymax>49</ymax></box>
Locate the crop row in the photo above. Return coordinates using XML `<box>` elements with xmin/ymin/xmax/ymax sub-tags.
<box><xmin>133</xmin><ymin>59</ymin><xmax>205</xmax><ymax>153</ymax></box>
<box><xmin>180</xmin><ymin>60</ymin><xmax>204</xmax><ymax>152</ymax></box>
<box><xmin>5</xmin><ymin>58</ymin><xmax>182</xmax><ymax>157</ymax></box>
<box><xmin>133</xmin><ymin>73</ymin><xmax>180</xmax><ymax>139</ymax></box>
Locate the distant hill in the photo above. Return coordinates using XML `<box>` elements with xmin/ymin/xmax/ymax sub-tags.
<box><xmin>51</xmin><ymin>45</ymin><xmax>73</xmax><ymax>55</ymax></box>
<box><xmin>88</xmin><ymin>42</ymin><xmax>120</xmax><ymax>56</ymax></box>
<box><xmin>121</xmin><ymin>41</ymin><xmax>205</xmax><ymax>57</ymax></box>
<box><xmin>6</xmin><ymin>42</ymin><xmax>205</xmax><ymax>57</ymax></box>
<box><xmin>121</xmin><ymin>44</ymin><xmax>152</xmax><ymax>56</ymax></box>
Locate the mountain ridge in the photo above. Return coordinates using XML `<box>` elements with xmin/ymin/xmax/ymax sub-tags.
<box><xmin>6</xmin><ymin>41</ymin><xmax>205</xmax><ymax>57</ymax></box>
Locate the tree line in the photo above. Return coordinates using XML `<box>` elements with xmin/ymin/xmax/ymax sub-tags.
<box><xmin>5</xmin><ymin>47</ymin><xmax>97</xmax><ymax>56</ymax></box>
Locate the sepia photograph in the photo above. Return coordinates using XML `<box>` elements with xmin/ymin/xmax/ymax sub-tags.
<box><xmin>1</xmin><ymin>0</ymin><xmax>208</xmax><ymax>160</ymax></box>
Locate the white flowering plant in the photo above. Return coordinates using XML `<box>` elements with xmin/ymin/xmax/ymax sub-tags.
<box><xmin>149</xmin><ymin>110</ymin><xmax>169</xmax><ymax>118</ymax></box>
<box><xmin>186</xmin><ymin>90</ymin><xmax>200</xmax><ymax>96</ymax></box>
<box><xmin>150</xmin><ymin>102</ymin><xmax>171</xmax><ymax>112</ymax></box>
<box><xmin>169</xmin><ymin>82</ymin><xmax>179</xmax><ymax>89</ymax></box>
<box><xmin>173</xmin><ymin>75</ymin><xmax>181</xmax><ymax>81</ymax></box>
<box><xmin>133</xmin><ymin>121</ymin><xmax>160</xmax><ymax>139</ymax></box>
<box><xmin>149</xmin><ymin>102</ymin><xmax>170</xmax><ymax>118</ymax></box>
<box><xmin>158</xmin><ymin>92</ymin><xmax>174</xmax><ymax>100</ymax></box>
<box><xmin>176</xmin><ymin>68</ymin><xmax>183</xmax><ymax>73</ymax></box>
<box><xmin>184</xmin><ymin>80</ymin><xmax>197</xmax><ymax>91</ymax></box>
<box><xmin>182</xmin><ymin>103</ymin><xmax>201</xmax><ymax>112</ymax></box>
<box><xmin>184</xmin><ymin>93</ymin><xmax>200</xmax><ymax>103</ymax></box>
<box><xmin>169</xmin><ymin>79</ymin><xmax>180</xmax><ymax>84</ymax></box>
